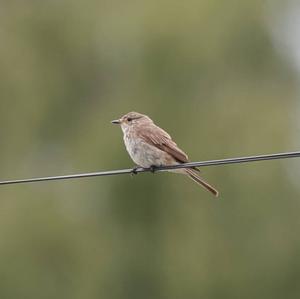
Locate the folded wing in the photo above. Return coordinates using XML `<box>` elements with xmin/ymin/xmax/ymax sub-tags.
<box><xmin>137</xmin><ymin>124</ymin><xmax>189</xmax><ymax>163</ymax></box>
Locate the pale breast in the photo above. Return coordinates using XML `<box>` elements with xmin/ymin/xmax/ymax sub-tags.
<box><xmin>123</xmin><ymin>130</ymin><xmax>173</xmax><ymax>168</ymax></box>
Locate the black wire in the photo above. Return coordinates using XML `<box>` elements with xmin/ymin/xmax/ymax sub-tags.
<box><xmin>0</xmin><ymin>151</ymin><xmax>299</xmax><ymax>186</ymax></box>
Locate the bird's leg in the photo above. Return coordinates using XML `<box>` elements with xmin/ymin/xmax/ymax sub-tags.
<box><xmin>131</xmin><ymin>166</ymin><xmax>140</xmax><ymax>176</ymax></box>
<box><xmin>149</xmin><ymin>165</ymin><xmax>157</xmax><ymax>173</ymax></box>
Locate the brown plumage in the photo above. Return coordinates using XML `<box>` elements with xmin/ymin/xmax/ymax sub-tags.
<box><xmin>111</xmin><ymin>112</ymin><xmax>219</xmax><ymax>197</ymax></box>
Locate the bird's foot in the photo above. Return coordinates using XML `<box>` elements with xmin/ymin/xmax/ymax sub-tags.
<box><xmin>149</xmin><ymin>165</ymin><xmax>157</xmax><ymax>173</ymax></box>
<box><xmin>131</xmin><ymin>166</ymin><xmax>140</xmax><ymax>176</ymax></box>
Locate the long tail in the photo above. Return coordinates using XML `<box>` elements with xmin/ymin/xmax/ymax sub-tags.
<box><xmin>185</xmin><ymin>168</ymin><xmax>219</xmax><ymax>197</ymax></box>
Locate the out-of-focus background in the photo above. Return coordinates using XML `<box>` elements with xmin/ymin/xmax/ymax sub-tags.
<box><xmin>0</xmin><ymin>1</ymin><xmax>300</xmax><ymax>298</ymax></box>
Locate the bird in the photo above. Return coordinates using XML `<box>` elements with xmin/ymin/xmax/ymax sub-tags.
<box><xmin>111</xmin><ymin>112</ymin><xmax>219</xmax><ymax>197</ymax></box>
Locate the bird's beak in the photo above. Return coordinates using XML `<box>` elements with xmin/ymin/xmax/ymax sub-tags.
<box><xmin>111</xmin><ymin>119</ymin><xmax>121</xmax><ymax>125</ymax></box>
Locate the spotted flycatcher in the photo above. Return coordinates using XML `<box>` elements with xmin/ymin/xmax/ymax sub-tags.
<box><xmin>111</xmin><ymin>112</ymin><xmax>219</xmax><ymax>197</ymax></box>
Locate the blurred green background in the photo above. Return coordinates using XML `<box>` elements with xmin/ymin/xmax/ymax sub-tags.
<box><xmin>0</xmin><ymin>1</ymin><xmax>300</xmax><ymax>298</ymax></box>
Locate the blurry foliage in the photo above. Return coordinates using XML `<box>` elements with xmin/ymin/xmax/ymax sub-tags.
<box><xmin>0</xmin><ymin>0</ymin><xmax>299</xmax><ymax>298</ymax></box>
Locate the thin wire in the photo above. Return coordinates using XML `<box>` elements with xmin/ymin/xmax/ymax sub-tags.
<box><xmin>0</xmin><ymin>151</ymin><xmax>299</xmax><ymax>186</ymax></box>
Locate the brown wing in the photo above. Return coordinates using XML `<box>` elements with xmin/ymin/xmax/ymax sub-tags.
<box><xmin>137</xmin><ymin>124</ymin><xmax>189</xmax><ymax>163</ymax></box>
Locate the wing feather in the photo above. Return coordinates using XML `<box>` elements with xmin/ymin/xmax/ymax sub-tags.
<box><xmin>137</xmin><ymin>124</ymin><xmax>189</xmax><ymax>163</ymax></box>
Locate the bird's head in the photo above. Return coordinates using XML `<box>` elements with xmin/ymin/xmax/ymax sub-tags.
<box><xmin>111</xmin><ymin>112</ymin><xmax>152</xmax><ymax>131</ymax></box>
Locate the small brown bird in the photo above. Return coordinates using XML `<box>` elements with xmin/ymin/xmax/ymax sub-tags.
<box><xmin>111</xmin><ymin>112</ymin><xmax>219</xmax><ymax>197</ymax></box>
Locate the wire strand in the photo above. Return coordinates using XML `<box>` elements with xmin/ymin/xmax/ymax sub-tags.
<box><xmin>0</xmin><ymin>151</ymin><xmax>299</xmax><ymax>186</ymax></box>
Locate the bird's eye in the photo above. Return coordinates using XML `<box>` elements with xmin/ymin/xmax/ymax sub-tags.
<box><xmin>127</xmin><ymin>117</ymin><xmax>132</xmax><ymax>122</ymax></box>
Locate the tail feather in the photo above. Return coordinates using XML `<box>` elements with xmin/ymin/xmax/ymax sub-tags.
<box><xmin>185</xmin><ymin>168</ymin><xmax>219</xmax><ymax>197</ymax></box>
